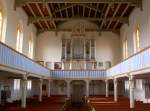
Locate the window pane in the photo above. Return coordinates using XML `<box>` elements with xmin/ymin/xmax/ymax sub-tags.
<box><xmin>16</xmin><ymin>26</ymin><xmax>23</xmax><ymax>53</ymax></box>
<box><xmin>28</xmin><ymin>34</ymin><xmax>34</xmax><ymax>59</ymax></box>
<box><xmin>14</xmin><ymin>79</ymin><xmax>20</xmax><ymax>90</ymax></box>
<box><xmin>16</xmin><ymin>29</ymin><xmax>20</xmax><ymax>51</ymax></box>
<box><xmin>134</xmin><ymin>26</ymin><xmax>140</xmax><ymax>53</ymax></box>
<box><xmin>136</xmin><ymin>28</ymin><xmax>140</xmax><ymax>51</ymax></box>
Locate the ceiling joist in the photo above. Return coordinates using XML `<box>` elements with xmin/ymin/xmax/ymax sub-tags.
<box><xmin>15</xmin><ymin>0</ymin><xmax>142</xmax><ymax>7</ymax></box>
<box><xmin>15</xmin><ymin>0</ymin><xmax>141</xmax><ymax>34</ymax></box>
<box><xmin>28</xmin><ymin>16</ymin><xmax>129</xmax><ymax>24</ymax></box>
<box><xmin>37</xmin><ymin>28</ymin><xmax>120</xmax><ymax>35</ymax></box>
<box><xmin>46</xmin><ymin>3</ymin><xmax>56</xmax><ymax>28</ymax></box>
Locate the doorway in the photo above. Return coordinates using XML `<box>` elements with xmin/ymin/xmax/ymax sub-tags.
<box><xmin>71</xmin><ymin>80</ymin><xmax>85</xmax><ymax>103</ymax></box>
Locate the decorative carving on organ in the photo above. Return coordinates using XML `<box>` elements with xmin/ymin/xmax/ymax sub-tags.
<box><xmin>72</xmin><ymin>23</ymin><xmax>85</xmax><ymax>36</ymax></box>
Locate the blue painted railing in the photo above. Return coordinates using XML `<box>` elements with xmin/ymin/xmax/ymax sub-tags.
<box><xmin>2</xmin><ymin>41</ymin><xmax>150</xmax><ymax>79</ymax></box>
<box><xmin>50</xmin><ymin>70</ymin><xmax>106</xmax><ymax>79</ymax></box>
<box><xmin>0</xmin><ymin>42</ymin><xmax>50</xmax><ymax>77</ymax></box>
<box><xmin>107</xmin><ymin>46</ymin><xmax>150</xmax><ymax>77</ymax></box>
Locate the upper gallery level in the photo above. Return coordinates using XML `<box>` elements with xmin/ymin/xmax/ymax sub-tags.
<box><xmin>1</xmin><ymin>0</ymin><xmax>150</xmax><ymax>79</ymax></box>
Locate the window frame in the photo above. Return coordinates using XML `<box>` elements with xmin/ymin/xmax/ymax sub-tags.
<box><xmin>28</xmin><ymin>33</ymin><xmax>34</xmax><ymax>59</ymax></box>
<box><xmin>123</xmin><ymin>38</ymin><xmax>128</xmax><ymax>59</ymax></box>
<box><xmin>0</xmin><ymin>10</ymin><xmax>3</xmax><ymax>42</ymax></box>
<box><xmin>134</xmin><ymin>25</ymin><xmax>140</xmax><ymax>53</ymax></box>
<box><xmin>16</xmin><ymin>24</ymin><xmax>23</xmax><ymax>53</ymax></box>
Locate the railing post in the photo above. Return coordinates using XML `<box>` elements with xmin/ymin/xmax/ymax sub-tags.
<box><xmin>105</xmin><ymin>80</ymin><xmax>109</xmax><ymax>97</ymax></box>
<box><xmin>21</xmin><ymin>74</ymin><xmax>27</xmax><ymax>108</ymax></box>
<box><xmin>67</xmin><ymin>80</ymin><xmax>71</xmax><ymax>98</ymax></box>
<box><xmin>114</xmin><ymin>78</ymin><xmax>118</xmax><ymax>102</ymax></box>
<box><xmin>39</xmin><ymin>78</ymin><xmax>43</xmax><ymax>102</ymax></box>
<box><xmin>129</xmin><ymin>75</ymin><xmax>135</xmax><ymax>109</ymax></box>
<box><xmin>47</xmin><ymin>79</ymin><xmax>51</xmax><ymax>97</ymax></box>
<box><xmin>85</xmin><ymin>80</ymin><xmax>90</xmax><ymax>97</ymax></box>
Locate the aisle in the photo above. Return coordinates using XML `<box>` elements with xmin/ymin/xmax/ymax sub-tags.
<box><xmin>70</xmin><ymin>103</ymin><xmax>87</xmax><ymax>111</ymax></box>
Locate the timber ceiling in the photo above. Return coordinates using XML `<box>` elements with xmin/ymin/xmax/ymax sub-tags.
<box><xmin>15</xmin><ymin>0</ymin><xmax>142</xmax><ymax>34</ymax></box>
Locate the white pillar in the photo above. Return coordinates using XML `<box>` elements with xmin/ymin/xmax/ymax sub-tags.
<box><xmin>47</xmin><ymin>80</ymin><xmax>51</xmax><ymax>97</ymax></box>
<box><xmin>21</xmin><ymin>75</ymin><xmax>27</xmax><ymax>108</ymax></box>
<box><xmin>129</xmin><ymin>76</ymin><xmax>135</xmax><ymax>109</ymax></box>
<box><xmin>39</xmin><ymin>79</ymin><xmax>43</xmax><ymax>102</ymax></box>
<box><xmin>114</xmin><ymin>78</ymin><xmax>118</xmax><ymax>102</ymax></box>
<box><xmin>86</xmin><ymin>80</ymin><xmax>90</xmax><ymax>97</ymax></box>
<box><xmin>67</xmin><ymin>80</ymin><xmax>71</xmax><ymax>98</ymax></box>
<box><xmin>105</xmin><ymin>80</ymin><xmax>109</xmax><ymax>97</ymax></box>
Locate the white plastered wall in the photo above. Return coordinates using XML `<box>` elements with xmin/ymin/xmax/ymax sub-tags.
<box><xmin>36</xmin><ymin>20</ymin><xmax>121</xmax><ymax>69</ymax></box>
<box><xmin>120</xmin><ymin>0</ymin><xmax>150</xmax><ymax>103</ymax></box>
<box><xmin>0</xmin><ymin>0</ymin><xmax>37</xmax><ymax>59</ymax></box>
<box><xmin>0</xmin><ymin>0</ymin><xmax>38</xmax><ymax>103</ymax></box>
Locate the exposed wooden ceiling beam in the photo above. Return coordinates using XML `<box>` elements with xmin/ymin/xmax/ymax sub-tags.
<box><xmin>54</xmin><ymin>3</ymin><xmax>102</xmax><ymax>16</ymax></box>
<box><xmin>65</xmin><ymin>3</ymin><xmax>69</xmax><ymax>17</ymax></box>
<box><xmin>72</xmin><ymin>6</ymin><xmax>74</xmax><ymax>17</ymax></box>
<box><xmin>37</xmin><ymin>28</ymin><xmax>120</xmax><ymax>34</ymax></box>
<box><xmin>15</xmin><ymin>0</ymin><xmax>142</xmax><ymax>7</ymax></box>
<box><xmin>79</xmin><ymin>3</ymin><xmax>102</xmax><ymax>13</ymax></box>
<box><xmin>94</xmin><ymin>3</ymin><xmax>99</xmax><ymax>17</ymax></box>
<box><xmin>29</xmin><ymin>16</ymin><xmax>129</xmax><ymax>24</ymax></box>
<box><xmin>57</xmin><ymin>3</ymin><xmax>63</xmax><ymax>17</ymax></box>
<box><xmin>50</xmin><ymin>3</ymin><xmax>56</xmax><ymax>17</ymax></box>
<box><xmin>53</xmin><ymin>4</ymin><xmax>75</xmax><ymax>14</ymax></box>
<box><xmin>77</xmin><ymin>5</ymin><xmax>79</xmax><ymax>15</ymax></box>
<box><xmin>100</xmin><ymin>4</ymin><xmax>111</xmax><ymax>29</ymax></box>
<box><xmin>106</xmin><ymin>4</ymin><xmax>121</xmax><ymax>29</ymax></box>
<box><xmin>46</xmin><ymin>3</ymin><xmax>56</xmax><ymax>28</ymax></box>
<box><xmin>113</xmin><ymin>4</ymin><xmax>129</xmax><ymax>29</ymax></box>
<box><xmin>26</xmin><ymin>4</ymin><xmax>44</xmax><ymax>30</ymax></box>
<box><xmin>36</xmin><ymin>3</ymin><xmax>50</xmax><ymax>29</ymax></box>
<box><xmin>88</xmin><ymin>8</ymin><xmax>91</xmax><ymax>17</ymax></box>
<box><xmin>83</xmin><ymin>6</ymin><xmax>85</xmax><ymax>17</ymax></box>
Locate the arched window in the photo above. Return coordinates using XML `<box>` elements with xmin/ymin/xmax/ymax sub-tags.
<box><xmin>28</xmin><ymin>33</ymin><xmax>34</xmax><ymax>59</ymax></box>
<box><xmin>123</xmin><ymin>39</ymin><xmax>128</xmax><ymax>59</ymax></box>
<box><xmin>0</xmin><ymin>11</ymin><xmax>3</xmax><ymax>42</ymax></box>
<box><xmin>134</xmin><ymin>25</ymin><xmax>140</xmax><ymax>53</ymax></box>
<box><xmin>16</xmin><ymin>24</ymin><xmax>23</xmax><ymax>53</ymax></box>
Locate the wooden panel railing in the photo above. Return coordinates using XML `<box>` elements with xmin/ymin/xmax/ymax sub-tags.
<box><xmin>50</xmin><ymin>70</ymin><xmax>106</xmax><ymax>79</ymax></box>
<box><xmin>0</xmin><ymin>42</ymin><xmax>50</xmax><ymax>77</ymax></box>
<box><xmin>107</xmin><ymin>46</ymin><xmax>150</xmax><ymax>77</ymax></box>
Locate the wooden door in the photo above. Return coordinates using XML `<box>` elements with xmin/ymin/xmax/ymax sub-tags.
<box><xmin>72</xmin><ymin>84</ymin><xmax>84</xmax><ymax>103</ymax></box>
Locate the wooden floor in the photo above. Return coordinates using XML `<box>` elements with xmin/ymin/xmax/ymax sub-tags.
<box><xmin>89</xmin><ymin>96</ymin><xmax>150</xmax><ymax>111</ymax></box>
<box><xmin>1</xmin><ymin>96</ymin><xmax>150</xmax><ymax>111</ymax></box>
<box><xmin>70</xmin><ymin>103</ymin><xmax>87</xmax><ymax>111</ymax></box>
<box><xmin>0</xmin><ymin>96</ymin><xmax>66</xmax><ymax>111</ymax></box>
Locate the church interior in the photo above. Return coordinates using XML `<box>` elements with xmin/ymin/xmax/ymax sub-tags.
<box><xmin>0</xmin><ymin>0</ymin><xmax>150</xmax><ymax>111</ymax></box>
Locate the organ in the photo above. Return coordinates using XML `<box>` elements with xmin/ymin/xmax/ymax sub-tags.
<box><xmin>61</xmin><ymin>24</ymin><xmax>96</xmax><ymax>70</ymax></box>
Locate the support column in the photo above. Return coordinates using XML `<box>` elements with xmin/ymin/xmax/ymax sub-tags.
<box><xmin>67</xmin><ymin>80</ymin><xmax>71</xmax><ymax>98</ymax></box>
<box><xmin>39</xmin><ymin>79</ymin><xmax>43</xmax><ymax>102</ymax></box>
<box><xmin>114</xmin><ymin>78</ymin><xmax>118</xmax><ymax>102</ymax></box>
<box><xmin>47</xmin><ymin>80</ymin><xmax>51</xmax><ymax>97</ymax></box>
<box><xmin>105</xmin><ymin>80</ymin><xmax>109</xmax><ymax>97</ymax></box>
<box><xmin>86</xmin><ymin>80</ymin><xmax>90</xmax><ymax>97</ymax></box>
<box><xmin>21</xmin><ymin>75</ymin><xmax>27</xmax><ymax>108</ymax></box>
<box><xmin>129</xmin><ymin>76</ymin><xmax>135</xmax><ymax>109</ymax></box>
